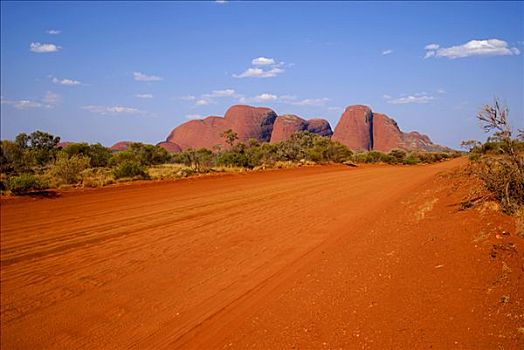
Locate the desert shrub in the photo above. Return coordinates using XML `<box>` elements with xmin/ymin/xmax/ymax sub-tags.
<box><xmin>174</xmin><ymin>148</ymin><xmax>214</xmax><ymax>172</ymax></box>
<box><xmin>112</xmin><ymin>160</ymin><xmax>148</xmax><ymax>179</ymax></box>
<box><xmin>63</xmin><ymin>143</ymin><xmax>112</xmax><ymax>167</ymax></box>
<box><xmin>0</xmin><ymin>140</ymin><xmax>27</xmax><ymax>174</ymax></box>
<box><xmin>364</xmin><ymin>151</ymin><xmax>387</xmax><ymax>163</ymax></box>
<box><xmin>129</xmin><ymin>143</ymin><xmax>171</xmax><ymax>165</ymax></box>
<box><xmin>328</xmin><ymin>141</ymin><xmax>353</xmax><ymax>163</ymax></box>
<box><xmin>110</xmin><ymin>143</ymin><xmax>171</xmax><ymax>167</ymax></box>
<box><xmin>475</xmin><ymin>157</ymin><xmax>524</xmax><ymax>214</ymax></box>
<box><xmin>216</xmin><ymin>150</ymin><xmax>250</xmax><ymax>168</ymax></box>
<box><xmin>404</xmin><ymin>152</ymin><xmax>421</xmax><ymax>165</ymax></box>
<box><xmin>388</xmin><ymin>149</ymin><xmax>407</xmax><ymax>164</ymax></box>
<box><xmin>17</xmin><ymin>131</ymin><xmax>60</xmax><ymax>166</ymax></box>
<box><xmin>80</xmin><ymin>168</ymin><xmax>115</xmax><ymax>187</ymax></box>
<box><xmin>466</xmin><ymin>98</ymin><xmax>524</xmax><ymax>214</ymax></box>
<box><xmin>48</xmin><ymin>152</ymin><xmax>91</xmax><ymax>185</ymax></box>
<box><xmin>6</xmin><ymin>173</ymin><xmax>48</xmax><ymax>194</ymax></box>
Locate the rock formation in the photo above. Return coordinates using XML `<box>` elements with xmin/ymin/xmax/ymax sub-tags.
<box><xmin>270</xmin><ymin>115</ymin><xmax>333</xmax><ymax>143</ymax></box>
<box><xmin>164</xmin><ymin>104</ymin><xmax>445</xmax><ymax>152</ymax></box>
<box><xmin>270</xmin><ymin>115</ymin><xmax>308</xmax><ymax>143</ymax></box>
<box><xmin>166</xmin><ymin>116</ymin><xmax>228</xmax><ymax>150</ymax></box>
<box><xmin>110</xmin><ymin>141</ymin><xmax>132</xmax><ymax>151</ymax></box>
<box><xmin>332</xmin><ymin>105</ymin><xmax>445</xmax><ymax>152</ymax></box>
<box><xmin>166</xmin><ymin>106</ymin><xmax>279</xmax><ymax>150</ymax></box>
<box><xmin>332</xmin><ymin>105</ymin><xmax>373</xmax><ymax>151</ymax></box>
<box><xmin>306</xmin><ymin>119</ymin><xmax>333</xmax><ymax>137</ymax></box>
<box><xmin>372</xmin><ymin>113</ymin><xmax>404</xmax><ymax>152</ymax></box>
<box><xmin>157</xmin><ymin>141</ymin><xmax>182</xmax><ymax>153</ymax></box>
<box><xmin>224</xmin><ymin>105</ymin><xmax>277</xmax><ymax>143</ymax></box>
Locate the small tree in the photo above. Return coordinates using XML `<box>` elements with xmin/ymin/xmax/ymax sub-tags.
<box><xmin>49</xmin><ymin>152</ymin><xmax>91</xmax><ymax>185</ymax></box>
<box><xmin>474</xmin><ymin>98</ymin><xmax>524</xmax><ymax>214</ymax></box>
<box><xmin>221</xmin><ymin>129</ymin><xmax>239</xmax><ymax>147</ymax></box>
<box><xmin>460</xmin><ymin>140</ymin><xmax>481</xmax><ymax>152</ymax></box>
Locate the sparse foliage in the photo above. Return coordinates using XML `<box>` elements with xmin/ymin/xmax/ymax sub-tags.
<box><xmin>463</xmin><ymin>98</ymin><xmax>524</xmax><ymax>214</ymax></box>
<box><xmin>48</xmin><ymin>152</ymin><xmax>91</xmax><ymax>185</ymax></box>
<box><xmin>221</xmin><ymin>129</ymin><xmax>239</xmax><ymax>147</ymax></box>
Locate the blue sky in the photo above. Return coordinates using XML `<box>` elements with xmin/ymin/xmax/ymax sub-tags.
<box><xmin>1</xmin><ymin>1</ymin><xmax>523</xmax><ymax>148</ymax></box>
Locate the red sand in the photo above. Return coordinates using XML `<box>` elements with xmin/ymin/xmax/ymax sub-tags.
<box><xmin>1</xmin><ymin>159</ymin><xmax>522</xmax><ymax>349</ymax></box>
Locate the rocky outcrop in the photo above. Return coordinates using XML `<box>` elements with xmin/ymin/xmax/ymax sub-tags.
<box><xmin>110</xmin><ymin>141</ymin><xmax>132</xmax><ymax>151</ymax></box>
<box><xmin>372</xmin><ymin>113</ymin><xmax>404</xmax><ymax>152</ymax></box>
<box><xmin>332</xmin><ymin>105</ymin><xmax>444</xmax><ymax>152</ymax></box>
<box><xmin>166</xmin><ymin>116</ymin><xmax>228</xmax><ymax>150</ymax></box>
<box><xmin>270</xmin><ymin>115</ymin><xmax>308</xmax><ymax>143</ymax></box>
<box><xmin>306</xmin><ymin>119</ymin><xmax>333</xmax><ymax>137</ymax></box>
<box><xmin>270</xmin><ymin>115</ymin><xmax>333</xmax><ymax>143</ymax></box>
<box><xmin>166</xmin><ymin>105</ymin><xmax>278</xmax><ymax>150</ymax></box>
<box><xmin>402</xmin><ymin>132</ymin><xmax>450</xmax><ymax>152</ymax></box>
<box><xmin>157</xmin><ymin>141</ymin><xmax>182</xmax><ymax>153</ymax></box>
<box><xmin>332</xmin><ymin>105</ymin><xmax>373</xmax><ymax>151</ymax></box>
<box><xmin>56</xmin><ymin>142</ymin><xmax>74</xmax><ymax>149</ymax></box>
<box><xmin>224</xmin><ymin>105</ymin><xmax>277</xmax><ymax>143</ymax></box>
<box><xmin>165</xmin><ymin>104</ymin><xmax>445</xmax><ymax>152</ymax></box>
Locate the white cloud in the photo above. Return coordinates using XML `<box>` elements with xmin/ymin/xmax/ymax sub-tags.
<box><xmin>234</xmin><ymin>58</ymin><xmax>286</xmax><ymax>78</ymax></box>
<box><xmin>234</xmin><ymin>67</ymin><xmax>285</xmax><ymax>78</ymax></box>
<box><xmin>195</xmin><ymin>99</ymin><xmax>209</xmax><ymax>106</ymax></box>
<box><xmin>46</xmin><ymin>29</ymin><xmax>61</xmax><ymax>35</ymax></box>
<box><xmin>425</xmin><ymin>43</ymin><xmax>439</xmax><ymax>50</ymax></box>
<box><xmin>206</xmin><ymin>89</ymin><xmax>237</xmax><ymax>97</ymax></box>
<box><xmin>185</xmin><ymin>114</ymin><xmax>202</xmax><ymax>120</ymax></box>
<box><xmin>253</xmin><ymin>93</ymin><xmax>278</xmax><ymax>102</ymax></box>
<box><xmin>136</xmin><ymin>94</ymin><xmax>153</xmax><ymax>99</ymax></box>
<box><xmin>385</xmin><ymin>93</ymin><xmax>435</xmax><ymax>104</ymax></box>
<box><xmin>1</xmin><ymin>91</ymin><xmax>60</xmax><ymax>109</ymax></box>
<box><xmin>239</xmin><ymin>93</ymin><xmax>329</xmax><ymax>106</ymax></box>
<box><xmin>215</xmin><ymin>0</ymin><xmax>228</xmax><ymax>3</ymax></box>
<box><xmin>382</xmin><ymin>49</ymin><xmax>393</xmax><ymax>55</ymax></box>
<box><xmin>192</xmin><ymin>89</ymin><xmax>239</xmax><ymax>106</ymax></box>
<box><xmin>289</xmin><ymin>97</ymin><xmax>330</xmax><ymax>106</ymax></box>
<box><xmin>42</xmin><ymin>91</ymin><xmax>61</xmax><ymax>105</ymax></box>
<box><xmin>82</xmin><ymin>105</ymin><xmax>146</xmax><ymax>115</ymax></box>
<box><xmin>424</xmin><ymin>51</ymin><xmax>436</xmax><ymax>59</ymax></box>
<box><xmin>424</xmin><ymin>39</ymin><xmax>520</xmax><ymax>59</ymax></box>
<box><xmin>1</xmin><ymin>98</ymin><xmax>45</xmax><ymax>109</ymax></box>
<box><xmin>52</xmin><ymin>76</ymin><xmax>81</xmax><ymax>86</ymax></box>
<box><xmin>30</xmin><ymin>42</ymin><xmax>61</xmax><ymax>53</ymax></box>
<box><xmin>437</xmin><ymin>89</ymin><xmax>446</xmax><ymax>94</ymax></box>
<box><xmin>133</xmin><ymin>72</ymin><xmax>163</xmax><ymax>81</ymax></box>
<box><xmin>251</xmin><ymin>57</ymin><xmax>275</xmax><ymax>66</ymax></box>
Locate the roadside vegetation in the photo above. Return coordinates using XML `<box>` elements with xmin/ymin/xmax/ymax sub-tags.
<box><xmin>1</xmin><ymin>129</ymin><xmax>458</xmax><ymax>195</ymax></box>
<box><xmin>461</xmin><ymin>99</ymin><xmax>524</xmax><ymax>215</ymax></box>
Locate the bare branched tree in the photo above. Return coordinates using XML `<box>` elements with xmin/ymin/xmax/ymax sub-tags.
<box><xmin>477</xmin><ymin>98</ymin><xmax>512</xmax><ymax>136</ymax></box>
<box><xmin>475</xmin><ymin>98</ymin><xmax>524</xmax><ymax>213</ymax></box>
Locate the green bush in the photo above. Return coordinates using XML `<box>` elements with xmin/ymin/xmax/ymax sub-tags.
<box><xmin>404</xmin><ymin>152</ymin><xmax>422</xmax><ymax>165</ymax></box>
<box><xmin>48</xmin><ymin>152</ymin><xmax>91</xmax><ymax>185</ymax></box>
<box><xmin>112</xmin><ymin>160</ymin><xmax>148</xmax><ymax>179</ymax></box>
<box><xmin>7</xmin><ymin>173</ymin><xmax>48</xmax><ymax>194</ymax></box>
<box><xmin>388</xmin><ymin>149</ymin><xmax>407</xmax><ymax>164</ymax></box>
<box><xmin>63</xmin><ymin>143</ymin><xmax>112</xmax><ymax>167</ymax></box>
<box><xmin>0</xmin><ymin>140</ymin><xmax>27</xmax><ymax>174</ymax></box>
<box><xmin>109</xmin><ymin>143</ymin><xmax>171</xmax><ymax>167</ymax></box>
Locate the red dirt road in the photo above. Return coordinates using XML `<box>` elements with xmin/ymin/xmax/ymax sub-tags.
<box><xmin>1</xmin><ymin>160</ymin><xmax>523</xmax><ymax>349</ymax></box>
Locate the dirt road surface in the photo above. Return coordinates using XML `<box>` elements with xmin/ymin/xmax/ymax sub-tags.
<box><xmin>2</xmin><ymin>159</ymin><xmax>523</xmax><ymax>349</ymax></box>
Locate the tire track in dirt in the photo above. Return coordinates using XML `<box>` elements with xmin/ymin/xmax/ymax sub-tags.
<box><xmin>4</xmin><ymin>159</ymin><xmax>503</xmax><ymax>349</ymax></box>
